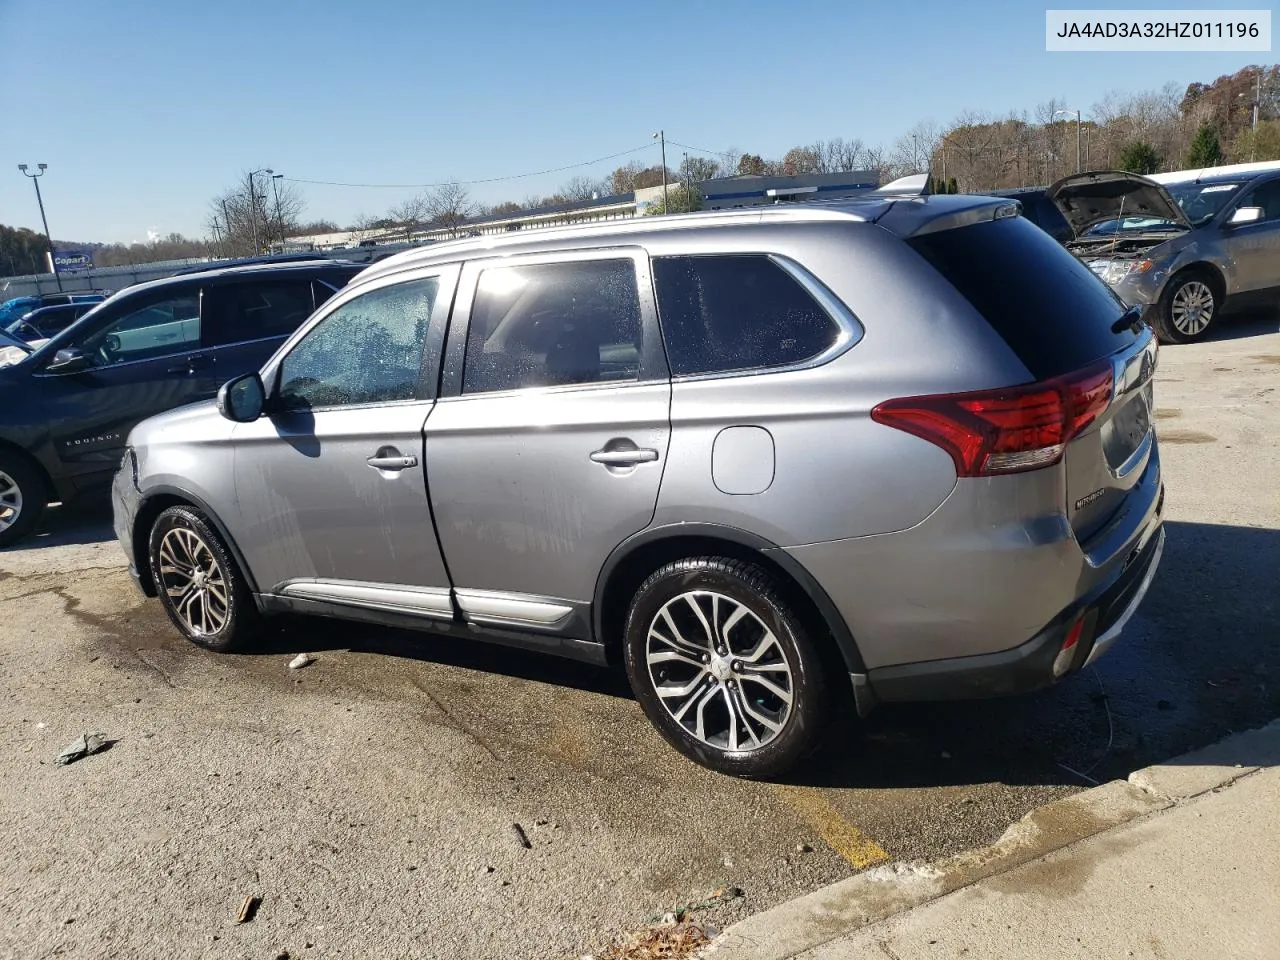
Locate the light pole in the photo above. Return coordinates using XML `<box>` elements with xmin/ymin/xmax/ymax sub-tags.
<box><xmin>266</xmin><ymin>170</ymin><xmax>285</xmax><ymax>253</ymax></box>
<box><xmin>653</xmin><ymin>131</ymin><xmax>669</xmax><ymax>211</ymax></box>
<box><xmin>246</xmin><ymin>168</ymin><xmax>270</xmax><ymax>254</ymax></box>
<box><xmin>17</xmin><ymin>163</ymin><xmax>63</xmax><ymax>291</ymax></box>
<box><xmin>1053</xmin><ymin>109</ymin><xmax>1083</xmax><ymax>174</ymax></box>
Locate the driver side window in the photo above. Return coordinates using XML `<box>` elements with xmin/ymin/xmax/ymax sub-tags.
<box><xmin>78</xmin><ymin>293</ymin><xmax>201</xmax><ymax>366</ymax></box>
<box><xmin>276</xmin><ymin>276</ymin><xmax>441</xmax><ymax>411</ymax></box>
<box><xmin>1237</xmin><ymin>180</ymin><xmax>1280</xmax><ymax>223</ymax></box>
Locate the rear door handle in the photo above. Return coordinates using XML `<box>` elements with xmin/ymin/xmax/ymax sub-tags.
<box><xmin>590</xmin><ymin>448</ymin><xmax>659</xmax><ymax>466</ymax></box>
<box><xmin>367</xmin><ymin>454</ymin><xmax>419</xmax><ymax>471</ymax></box>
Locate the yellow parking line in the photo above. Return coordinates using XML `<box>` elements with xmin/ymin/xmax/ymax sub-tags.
<box><xmin>775</xmin><ymin>785</ymin><xmax>890</xmax><ymax>870</ymax></box>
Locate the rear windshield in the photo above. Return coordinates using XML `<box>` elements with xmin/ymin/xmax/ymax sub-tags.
<box><xmin>907</xmin><ymin>216</ymin><xmax>1135</xmax><ymax>380</ymax></box>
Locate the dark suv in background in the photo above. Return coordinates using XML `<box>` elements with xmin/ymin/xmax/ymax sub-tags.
<box><xmin>0</xmin><ymin>260</ymin><xmax>361</xmax><ymax>546</ymax></box>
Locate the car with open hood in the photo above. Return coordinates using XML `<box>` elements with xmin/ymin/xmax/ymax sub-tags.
<box><xmin>1049</xmin><ymin>168</ymin><xmax>1280</xmax><ymax>343</ymax></box>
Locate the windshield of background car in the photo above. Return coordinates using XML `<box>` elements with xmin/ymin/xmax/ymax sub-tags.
<box><xmin>1167</xmin><ymin>181</ymin><xmax>1244</xmax><ymax>226</ymax></box>
<box><xmin>0</xmin><ymin>298</ymin><xmax>39</xmax><ymax>326</ymax></box>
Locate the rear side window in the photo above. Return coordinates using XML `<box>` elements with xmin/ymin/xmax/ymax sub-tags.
<box><xmin>652</xmin><ymin>255</ymin><xmax>841</xmax><ymax>376</ymax></box>
<box><xmin>462</xmin><ymin>259</ymin><xmax>642</xmax><ymax>394</ymax></box>
<box><xmin>907</xmin><ymin>217</ymin><xmax>1133</xmax><ymax>380</ymax></box>
<box><xmin>206</xmin><ymin>280</ymin><xmax>315</xmax><ymax>346</ymax></box>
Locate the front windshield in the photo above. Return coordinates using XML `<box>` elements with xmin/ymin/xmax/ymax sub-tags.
<box><xmin>1167</xmin><ymin>181</ymin><xmax>1244</xmax><ymax>226</ymax></box>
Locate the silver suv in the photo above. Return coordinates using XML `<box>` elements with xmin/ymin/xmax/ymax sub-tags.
<box><xmin>113</xmin><ymin>195</ymin><xmax>1165</xmax><ymax>777</ymax></box>
<box><xmin>1049</xmin><ymin>168</ymin><xmax>1280</xmax><ymax>343</ymax></box>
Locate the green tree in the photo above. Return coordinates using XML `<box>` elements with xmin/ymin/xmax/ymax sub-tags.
<box><xmin>0</xmin><ymin>224</ymin><xmax>53</xmax><ymax>278</ymax></box>
<box><xmin>1229</xmin><ymin>119</ymin><xmax>1280</xmax><ymax>162</ymax></box>
<box><xmin>644</xmin><ymin>184</ymin><xmax>703</xmax><ymax>215</ymax></box>
<box><xmin>1186</xmin><ymin>122</ymin><xmax>1224</xmax><ymax>168</ymax></box>
<box><xmin>1119</xmin><ymin>141</ymin><xmax>1161</xmax><ymax>175</ymax></box>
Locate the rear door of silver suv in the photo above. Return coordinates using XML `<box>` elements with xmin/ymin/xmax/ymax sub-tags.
<box><xmin>424</xmin><ymin>249</ymin><xmax>670</xmax><ymax>636</ymax></box>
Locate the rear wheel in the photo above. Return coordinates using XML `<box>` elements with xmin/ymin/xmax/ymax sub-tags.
<box><xmin>0</xmin><ymin>453</ymin><xmax>47</xmax><ymax>548</ymax></box>
<box><xmin>623</xmin><ymin>557</ymin><xmax>830</xmax><ymax>778</ymax></box>
<box><xmin>1155</xmin><ymin>271</ymin><xmax>1219</xmax><ymax>344</ymax></box>
<box><xmin>148</xmin><ymin>505</ymin><xmax>260</xmax><ymax>652</ymax></box>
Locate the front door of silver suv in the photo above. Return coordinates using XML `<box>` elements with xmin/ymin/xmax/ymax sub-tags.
<box><xmin>231</xmin><ymin>268</ymin><xmax>460</xmax><ymax>616</ymax></box>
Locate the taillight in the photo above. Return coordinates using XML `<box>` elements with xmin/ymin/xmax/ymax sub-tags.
<box><xmin>871</xmin><ymin>361</ymin><xmax>1114</xmax><ymax>477</ymax></box>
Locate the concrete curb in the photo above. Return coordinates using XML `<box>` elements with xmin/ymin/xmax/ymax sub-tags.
<box><xmin>707</xmin><ymin>718</ymin><xmax>1280</xmax><ymax>960</ymax></box>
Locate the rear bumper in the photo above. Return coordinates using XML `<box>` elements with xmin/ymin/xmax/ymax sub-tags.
<box><xmin>870</xmin><ymin>521</ymin><xmax>1164</xmax><ymax>702</ymax></box>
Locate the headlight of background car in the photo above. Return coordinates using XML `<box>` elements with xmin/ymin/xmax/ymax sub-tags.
<box><xmin>1092</xmin><ymin>259</ymin><xmax>1155</xmax><ymax>285</ymax></box>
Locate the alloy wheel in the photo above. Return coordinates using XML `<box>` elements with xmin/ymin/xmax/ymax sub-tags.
<box><xmin>645</xmin><ymin>590</ymin><xmax>795</xmax><ymax>752</ymax></box>
<box><xmin>1171</xmin><ymin>280</ymin><xmax>1215</xmax><ymax>336</ymax></box>
<box><xmin>0</xmin><ymin>470</ymin><xmax>22</xmax><ymax>534</ymax></box>
<box><xmin>157</xmin><ymin>526</ymin><xmax>229</xmax><ymax>636</ymax></box>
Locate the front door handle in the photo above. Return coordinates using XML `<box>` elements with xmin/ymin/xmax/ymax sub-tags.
<box><xmin>590</xmin><ymin>448</ymin><xmax>659</xmax><ymax>466</ymax></box>
<box><xmin>367</xmin><ymin>454</ymin><xmax>419</xmax><ymax>471</ymax></box>
<box><xmin>165</xmin><ymin>354</ymin><xmax>211</xmax><ymax>376</ymax></box>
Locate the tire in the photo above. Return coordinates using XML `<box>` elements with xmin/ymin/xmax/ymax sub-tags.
<box><xmin>0</xmin><ymin>452</ymin><xmax>47</xmax><ymax>548</ymax></box>
<box><xmin>623</xmin><ymin>557</ymin><xmax>831</xmax><ymax>778</ymax></box>
<box><xmin>1154</xmin><ymin>270</ymin><xmax>1219</xmax><ymax>344</ymax></box>
<box><xmin>147</xmin><ymin>505</ymin><xmax>260</xmax><ymax>652</ymax></box>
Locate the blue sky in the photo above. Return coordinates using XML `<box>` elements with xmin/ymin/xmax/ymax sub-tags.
<box><xmin>0</xmin><ymin>0</ymin><xmax>1268</xmax><ymax>243</ymax></box>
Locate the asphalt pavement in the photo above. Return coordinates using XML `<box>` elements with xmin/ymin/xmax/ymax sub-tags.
<box><xmin>1</xmin><ymin>318</ymin><xmax>1277</xmax><ymax>960</ymax></box>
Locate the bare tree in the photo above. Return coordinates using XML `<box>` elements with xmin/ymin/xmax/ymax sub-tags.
<box><xmin>679</xmin><ymin>155</ymin><xmax>721</xmax><ymax>184</ymax></box>
<box><xmin>208</xmin><ymin>168</ymin><xmax>305</xmax><ymax>255</ymax></box>
<box><xmin>812</xmin><ymin>137</ymin><xmax>866</xmax><ymax>172</ymax></box>
<box><xmin>388</xmin><ymin>195</ymin><xmax>429</xmax><ymax>239</ymax></box>
<box><xmin>424</xmin><ymin>182</ymin><xmax>477</xmax><ymax>237</ymax></box>
<box><xmin>890</xmin><ymin>121</ymin><xmax>941</xmax><ymax>178</ymax></box>
<box><xmin>559</xmin><ymin>175</ymin><xmax>611</xmax><ymax>201</ymax></box>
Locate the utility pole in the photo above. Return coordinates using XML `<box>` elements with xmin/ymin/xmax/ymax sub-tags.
<box><xmin>221</xmin><ymin>199</ymin><xmax>233</xmax><ymax>257</ymax></box>
<box><xmin>17</xmin><ymin>164</ymin><xmax>63</xmax><ymax>291</ymax></box>
<box><xmin>1251</xmin><ymin>68</ymin><xmax>1261</xmax><ymax>162</ymax></box>
<box><xmin>653</xmin><ymin>130</ymin><xmax>669</xmax><ymax>210</ymax></box>
<box><xmin>246</xmin><ymin>171</ymin><xmax>260</xmax><ymax>254</ymax></box>
<box><xmin>269</xmin><ymin>172</ymin><xmax>285</xmax><ymax>252</ymax></box>
<box><xmin>1053</xmin><ymin>109</ymin><xmax>1083</xmax><ymax>173</ymax></box>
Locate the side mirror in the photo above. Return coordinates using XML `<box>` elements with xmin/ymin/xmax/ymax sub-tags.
<box><xmin>44</xmin><ymin>347</ymin><xmax>92</xmax><ymax>374</ymax></box>
<box><xmin>1228</xmin><ymin>206</ymin><xmax>1263</xmax><ymax>226</ymax></box>
<box><xmin>217</xmin><ymin>372</ymin><xmax>266</xmax><ymax>422</ymax></box>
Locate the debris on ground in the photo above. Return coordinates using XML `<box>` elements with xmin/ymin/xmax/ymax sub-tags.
<box><xmin>595</xmin><ymin>922</ymin><xmax>714</xmax><ymax>960</ymax></box>
<box><xmin>288</xmin><ymin>653</ymin><xmax>316</xmax><ymax>670</ymax></box>
<box><xmin>236</xmin><ymin>895</ymin><xmax>261</xmax><ymax>924</ymax></box>
<box><xmin>644</xmin><ymin>886</ymin><xmax>743</xmax><ymax>924</ymax></box>
<box><xmin>55</xmin><ymin>732</ymin><xmax>110</xmax><ymax>766</ymax></box>
<box><xmin>510</xmin><ymin>823</ymin><xmax>532</xmax><ymax>849</ymax></box>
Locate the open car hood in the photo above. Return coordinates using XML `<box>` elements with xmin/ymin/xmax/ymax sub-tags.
<box><xmin>1047</xmin><ymin>171</ymin><xmax>1190</xmax><ymax>238</ymax></box>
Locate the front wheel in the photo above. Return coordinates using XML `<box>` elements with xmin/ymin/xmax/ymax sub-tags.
<box><xmin>0</xmin><ymin>453</ymin><xmax>47</xmax><ymax>548</ymax></box>
<box><xmin>623</xmin><ymin>557</ymin><xmax>831</xmax><ymax>778</ymax></box>
<box><xmin>148</xmin><ymin>505</ymin><xmax>260</xmax><ymax>652</ymax></box>
<box><xmin>1155</xmin><ymin>271</ymin><xmax>1219</xmax><ymax>344</ymax></box>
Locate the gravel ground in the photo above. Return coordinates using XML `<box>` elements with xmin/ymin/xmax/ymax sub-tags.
<box><xmin>1</xmin><ymin>317</ymin><xmax>1277</xmax><ymax>960</ymax></box>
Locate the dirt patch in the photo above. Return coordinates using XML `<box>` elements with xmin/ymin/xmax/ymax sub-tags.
<box><xmin>1158</xmin><ymin>429</ymin><xmax>1216</xmax><ymax>444</ymax></box>
<box><xmin>1249</xmin><ymin>355</ymin><xmax>1280</xmax><ymax>365</ymax></box>
<box><xmin>596</xmin><ymin>922</ymin><xmax>713</xmax><ymax>959</ymax></box>
<box><xmin>1155</xmin><ymin>408</ymin><xmax>1181</xmax><ymax>420</ymax></box>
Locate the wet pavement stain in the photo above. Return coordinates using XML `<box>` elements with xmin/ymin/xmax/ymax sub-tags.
<box><xmin>1157</xmin><ymin>429</ymin><xmax>1216</xmax><ymax>444</ymax></box>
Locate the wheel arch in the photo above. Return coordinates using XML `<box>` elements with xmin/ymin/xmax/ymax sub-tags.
<box><xmin>1167</xmin><ymin>261</ymin><xmax>1226</xmax><ymax>305</ymax></box>
<box><xmin>592</xmin><ymin>522</ymin><xmax>867</xmax><ymax>675</ymax></box>
<box><xmin>0</xmin><ymin>438</ymin><xmax>54</xmax><ymax>503</ymax></box>
<box><xmin>132</xmin><ymin>485</ymin><xmax>260</xmax><ymax>597</ymax></box>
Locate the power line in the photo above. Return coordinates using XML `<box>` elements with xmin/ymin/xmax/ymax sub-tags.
<box><xmin>666</xmin><ymin>139</ymin><xmax>738</xmax><ymax>160</ymax></box>
<box><xmin>282</xmin><ymin>143</ymin><xmax>656</xmax><ymax>190</ymax></box>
